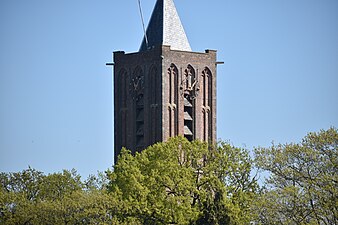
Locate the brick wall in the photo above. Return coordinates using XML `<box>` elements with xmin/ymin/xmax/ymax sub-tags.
<box><xmin>113</xmin><ymin>45</ymin><xmax>217</xmax><ymax>163</ymax></box>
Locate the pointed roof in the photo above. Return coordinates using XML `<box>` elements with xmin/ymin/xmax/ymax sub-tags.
<box><xmin>139</xmin><ymin>0</ymin><xmax>192</xmax><ymax>52</ymax></box>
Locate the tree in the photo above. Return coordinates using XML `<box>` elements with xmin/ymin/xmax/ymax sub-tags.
<box><xmin>0</xmin><ymin>167</ymin><xmax>43</xmax><ymax>224</ymax></box>
<box><xmin>107</xmin><ymin>136</ymin><xmax>258</xmax><ymax>225</ymax></box>
<box><xmin>0</xmin><ymin>137</ymin><xmax>258</xmax><ymax>224</ymax></box>
<box><xmin>254</xmin><ymin>127</ymin><xmax>338</xmax><ymax>225</ymax></box>
<box><xmin>0</xmin><ymin>168</ymin><xmax>120</xmax><ymax>224</ymax></box>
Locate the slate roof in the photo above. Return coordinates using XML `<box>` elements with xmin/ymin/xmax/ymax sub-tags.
<box><xmin>139</xmin><ymin>0</ymin><xmax>192</xmax><ymax>52</ymax></box>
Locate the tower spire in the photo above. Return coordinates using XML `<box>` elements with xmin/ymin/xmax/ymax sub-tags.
<box><xmin>139</xmin><ymin>0</ymin><xmax>192</xmax><ymax>52</ymax></box>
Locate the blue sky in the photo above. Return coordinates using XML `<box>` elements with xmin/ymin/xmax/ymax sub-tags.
<box><xmin>1</xmin><ymin>0</ymin><xmax>337</xmax><ymax>178</ymax></box>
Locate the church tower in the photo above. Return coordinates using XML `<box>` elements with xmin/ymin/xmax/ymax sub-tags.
<box><xmin>113</xmin><ymin>0</ymin><xmax>218</xmax><ymax>162</ymax></box>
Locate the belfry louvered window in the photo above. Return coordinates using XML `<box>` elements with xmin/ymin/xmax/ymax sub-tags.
<box><xmin>183</xmin><ymin>65</ymin><xmax>196</xmax><ymax>141</ymax></box>
<box><xmin>132</xmin><ymin>66</ymin><xmax>145</xmax><ymax>151</ymax></box>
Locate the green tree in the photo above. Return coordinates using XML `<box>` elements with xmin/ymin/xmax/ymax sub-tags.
<box><xmin>107</xmin><ymin>136</ymin><xmax>258</xmax><ymax>225</ymax></box>
<box><xmin>254</xmin><ymin>127</ymin><xmax>338</xmax><ymax>225</ymax></box>
<box><xmin>0</xmin><ymin>168</ymin><xmax>121</xmax><ymax>224</ymax></box>
<box><xmin>0</xmin><ymin>167</ymin><xmax>43</xmax><ymax>224</ymax></box>
<box><xmin>1</xmin><ymin>138</ymin><xmax>258</xmax><ymax>224</ymax></box>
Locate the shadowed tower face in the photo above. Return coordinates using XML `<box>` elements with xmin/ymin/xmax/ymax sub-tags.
<box><xmin>113</xmin><ymin>0</ymin><xmax>217</xmax><ymax>163</ymax></box>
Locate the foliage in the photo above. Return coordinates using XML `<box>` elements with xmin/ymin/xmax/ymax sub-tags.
<box><xmin>254</xmin><ymin>127</ymin><xmax>338</xmax><ymax>225</ymax></box>
<box><xmin>0</xmin><ymin>138</ymin><xmax>257</xmax><ymax>225</ymax></box>
<box><xmin>107</xmin><ymin>136</ymin><xmax>258</xmax><ymax>225</ymax></box>
<box><xmin>2</xmin><ymin>128</ymin><xmax>335</xmax><ymax>225</ymax></box>
<box><xmin>0</xmin><ymin>168</ymin><xmax>117</xmax><ymax>225</ymax></box>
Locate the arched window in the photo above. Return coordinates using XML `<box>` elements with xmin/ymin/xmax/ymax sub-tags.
<box><xmin>149</xmin><ymin>66</ymin><xmax>158</xmax><ymax>144</ymax></box>
<box><xmin>183</xmin><ymin>64</ymin><xmax>196</xmax><ymax>141</ymax></box>
<box><xmin>118</xmin><ymin>69</ymin><xmax>128</xmax><ymax>147</ymax></box>
<box><xmin>132</xmin><ymin>66</ymin><xmax>144</xmax><ymax>151</ymax></box>
<box><xmin>202</xmin><ymin>67</ymin><xmax>212</xmax><ymax>142</ymax></box>
<box><xmin>167</xmin><ymin>64</ymin><xmax>178</xmax><ymax>137</ymax></box>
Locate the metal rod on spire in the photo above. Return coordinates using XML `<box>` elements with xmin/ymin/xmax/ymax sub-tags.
<box><xmin>137</xmin><ymin>0</ymin><xmax>149</xmax><ymax>49</ymax></box>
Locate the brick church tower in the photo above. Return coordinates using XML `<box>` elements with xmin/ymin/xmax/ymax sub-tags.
<box><xmin>113</xmin><ymin>0</ymin><xmax>218</xmax><ymax>162</ymax></box>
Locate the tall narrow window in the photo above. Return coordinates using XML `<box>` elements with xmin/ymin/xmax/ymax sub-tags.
<box><xmin>149</xmin><ymin>66</ymin><xmax>158</xmax><ymax>144</ymax></box>
<box><xmin>182</xmin><ymin>65</ymin><xmax>196</xmax><ymax>141</ymax></box>
<box><xmin>131</xmin><ymin>66</ymin><xmax>144</xmax><ymax>152</ymax></box>
<box><xmin>203</xmin><ymin>109</ymin><xmax>207</xmax><ymax>141</ymax></box>
<box><xmin>118</xmin><ymin>69</ymin><xmax>128</xmax><ymax>147</ymax></box>
<box><xmin>202</xmin><ymin>67</ymin><xmax>212</xmax><ymax>142</ymax></box>
<box><xmin>168</xmin><ymin>64</ymin><xmax>178</xmax><ymax>137</ymax></box>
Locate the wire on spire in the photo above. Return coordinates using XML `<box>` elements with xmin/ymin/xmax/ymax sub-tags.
<box><xmin>137</xmin><ymin>0</ymin><xmax>149</xmax><ymax>49</ymax></box>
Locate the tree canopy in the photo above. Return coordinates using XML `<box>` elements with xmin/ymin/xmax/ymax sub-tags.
<box><xmin>1</xmin><ymin>128</ymin><xmax>337</xmax><ymax>225</ymax></box>
<box><xmin>107</xmin><ymin>136</ymin><xmax>258</xmax><ymax>225</ymax></box>
<box><xmin>0</xmin><ymin>168</ymin><xmax>117</xmax><ymax>224</ymax></box>
<box><xmin>254</xmin><ymin>127</ymin><xmax>338</xmax><ymax>225</ymax></box>
<box><xmin>0</xmin><ymin>137</ymin><xmax>257</xmax><ymax>224</ymax></box>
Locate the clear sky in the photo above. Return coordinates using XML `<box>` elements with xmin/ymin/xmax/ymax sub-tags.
<box><xmin>1</xmin><ymin>0</ymin><xmax>337</xmax><ymax>178</ymax></box>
